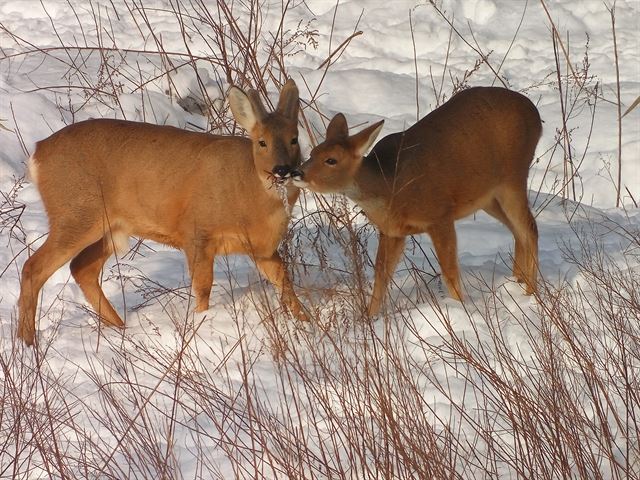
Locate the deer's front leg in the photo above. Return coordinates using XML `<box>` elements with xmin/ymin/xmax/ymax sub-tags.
<box><xmin>368</xmin><ymin>233</ymin><xmax>406</xmax><ymax>317</ymax></box>
<box><xmin>255</xmin><ymin>252</ymin><xmax>308</xmax><ymax>322</ymax></box>
<box><xmin>186</xmin><ymin>246</ymin><xmax>214</xmax><ymax>313</ymax></box>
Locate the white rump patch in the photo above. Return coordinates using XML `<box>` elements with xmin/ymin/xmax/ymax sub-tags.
<box><xmin>108</xmin><ymin>231</ymin><xmax>130</xmax><ymax>256</ymax></box>
<box><xmin>27</xmin><ymin>154</ymin><xmax>39</xmax><ymax>185</ymax></box>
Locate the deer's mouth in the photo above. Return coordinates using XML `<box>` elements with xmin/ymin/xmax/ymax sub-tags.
<box><xmin>265</xmin><ymin>166</ymin><xmax>299</xmax><ymax>189</ymax></box>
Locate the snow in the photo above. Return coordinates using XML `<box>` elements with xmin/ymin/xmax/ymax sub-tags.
<box><xmin>1</xmin><ymin>0</ymin><xmax>639</xmax><ymax>478</ymax></box>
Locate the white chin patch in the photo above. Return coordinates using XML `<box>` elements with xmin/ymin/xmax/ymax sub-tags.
<box><xmin>292</xmin><ymin>178</ymin><xmax>308</xmax><ymax>188</ymax></box>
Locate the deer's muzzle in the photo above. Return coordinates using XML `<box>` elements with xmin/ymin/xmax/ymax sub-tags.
<box><xmin>272</xmin><ymin>165</ymin><xmax>292</xmax><ymax>180</ymax></box>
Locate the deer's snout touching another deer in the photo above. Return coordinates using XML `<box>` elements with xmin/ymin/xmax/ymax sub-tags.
<box><xmin>18</xmin><ymin>79</ymin><xmax>307</xmax><ymax>346</ymax></box>
<box><xmin>293</xmin><ymin>86</ymin><xmax>542</xmax><ymax>315</ymax></box>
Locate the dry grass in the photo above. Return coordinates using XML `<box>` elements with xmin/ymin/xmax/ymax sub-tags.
<box><xmin>2</xmin><ymin>208</ymin><xmax>637</xmax><ymax>479</ymax></box>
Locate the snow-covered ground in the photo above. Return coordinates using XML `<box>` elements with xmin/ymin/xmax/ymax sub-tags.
<box><xmin>1</xmin><ymin>0</ymin><xmax>639</xmax><ymax>478</ymax></box>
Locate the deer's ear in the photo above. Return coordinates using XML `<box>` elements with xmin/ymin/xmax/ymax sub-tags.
<box><xmin>326</xmin><ymin>113</ymin><xmax>349</xmax><ymax>140</ymax></box>
<box><xmin>229</xmin><ymin>86</ymin><xmax>265</xmax><ymax>131</ymax></box>
<box><xmin>350</xmin><ymin>120</ymin><xmax>384</xmax><ymax>157</ymax></box>
<box><xmin>277</xmin><ymin>79</ymin><xmax>300</xmax><ymax>121</ymax></box>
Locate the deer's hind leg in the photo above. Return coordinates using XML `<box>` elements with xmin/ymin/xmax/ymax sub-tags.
<box><xmin>483</xmin><ymin>198</ymin><xmax>526</xmax><ymax>284</ymax></box>
<box><xmin>495</xmin><ymin>189</ymin><xmax>538</xmax><ymax>295</ymax></box>
<box><xmin>70</xmin><ymin>233</ymin><xmax>127</xmax><ymax>329</ymax></box>
<box><xmin>18</xmin><ymin>226</ymin><xmax>105</xmax><ymax>345</ymax></box>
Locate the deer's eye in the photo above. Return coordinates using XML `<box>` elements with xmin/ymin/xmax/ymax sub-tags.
<box><xmin>325</xmin><ymin>158</ymin><xmax>337</xmax><ymax>166</ymax></box>
<box><xmin>259</xmin><ymin>140</ymin><xmax>267</xmax><ymax>148</ymax></box>
<box><xmin>291</xmin><ymin>137</ymin><xmax>298</xmax><ymax>145</ymax></box>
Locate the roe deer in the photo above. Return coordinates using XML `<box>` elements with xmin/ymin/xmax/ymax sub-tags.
<box><xmin>293</xmin><ymin>87</ymin><xmax>542</xmax><ymax>315</ymax></box>
<box><xmin>18</xmin><ymin>79</ymin><xmax>307</xmax><ymax>346</ymax></box>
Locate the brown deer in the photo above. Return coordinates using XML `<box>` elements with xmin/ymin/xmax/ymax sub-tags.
<box><xmin>18</xmin><ymin>79</ymin><xmax>307</xmax><ymax>346</ymax></box>
<box><xmin>293</xmin><ymin>87</ymin><xmax>542</xmax><ymax>315</ymax></box>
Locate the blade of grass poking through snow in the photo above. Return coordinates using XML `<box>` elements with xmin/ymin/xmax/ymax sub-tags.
<box><xmin>0</xmin><ymin>119</ymin><xmax>13</xmax><ymax>132</ymax></box>
<box><xmin>410</xmin><ymin>7</ymin><xmax>420</xmax><ymax>121</ymax></box>
<box><xmin>606</xmin><ymin>0</ymin><xmax>623</xmax><ymax>207</ymax></box>
<box><xmin>622</xmin><ymin>95</ymin><xmax>640</xmax><ymax>118</ymax></box>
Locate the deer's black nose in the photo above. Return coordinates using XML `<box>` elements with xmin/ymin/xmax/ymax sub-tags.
<box><xmin>291</xmin><ymin>169</ymin><xmax>303</xmax><ymax>181</ymax></box>
<box><xmin>272</xmin><ymin>165</ymin><xmax>291</xmax><ymax>179</ymax></box>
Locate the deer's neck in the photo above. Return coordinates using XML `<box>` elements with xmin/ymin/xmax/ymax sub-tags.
<box><xmin>340</xmin><ymin>163</ymin><xmax>393</xmax><ymax>227</ymax></box>
<box><xmin>348</xmin><ymin>159</ymin><xmax>393</xmax><ymax>204</ymax></box>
